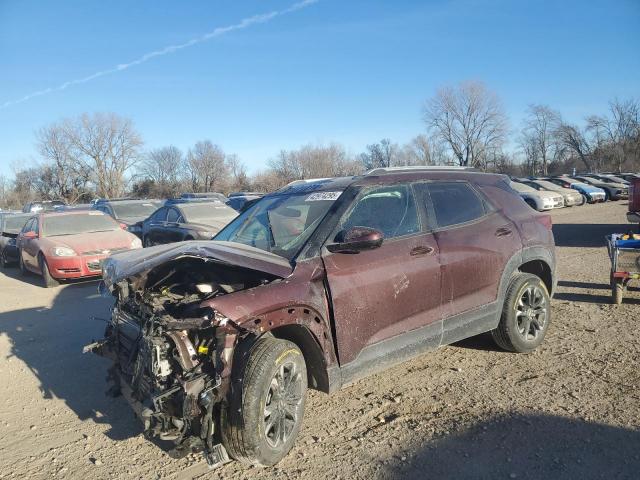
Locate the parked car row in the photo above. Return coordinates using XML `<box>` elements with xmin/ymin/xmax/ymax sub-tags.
<box><xmin>509</xmin><ymin>172</ymin><xmax>634</xmax><ymax>211</ymax></box>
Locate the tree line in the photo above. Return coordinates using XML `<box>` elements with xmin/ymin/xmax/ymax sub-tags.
<box><xmin>1</xmin><ymin>81</ymin><xmax>638</xmax><ymax>209</ymax></box>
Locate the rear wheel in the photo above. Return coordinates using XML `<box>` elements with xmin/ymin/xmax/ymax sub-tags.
<box><xmin>39</xmin><ymin>254</ymin><xmax>60</xmax><ymax>288</ymax></box>
<box><xmin>492</xmin><ymin>273</ymin><xmax>550</xmax><ymax>353</ymax></box>
<box><xmin>221</xmin><ymin>337</ymin><xmax>307</xmax><ymax>466</ymax></box>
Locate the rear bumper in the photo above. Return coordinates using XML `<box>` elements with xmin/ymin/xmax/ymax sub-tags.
<box><xmin>47</xmin><ymin>254</ymin><xmax>108</xmax><ymax>279</ymax></box>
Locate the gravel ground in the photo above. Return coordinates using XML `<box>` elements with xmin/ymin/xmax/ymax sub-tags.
<box><xmin>1</xmin><ymin>201</ymin><xmax>639</xmax><ymax>480</ymax></box>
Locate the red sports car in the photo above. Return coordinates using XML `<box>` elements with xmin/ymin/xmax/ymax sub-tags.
<box><xmin>16</xmin><ymin>210</ymin><xmax>142</xmax><ymax>287</ymax></box>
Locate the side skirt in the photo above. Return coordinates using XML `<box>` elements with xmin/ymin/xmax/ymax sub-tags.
<box><xmin>327</xmin><ymin>302</ymin><xmax>501</xmax><ymax>392</ymax></box>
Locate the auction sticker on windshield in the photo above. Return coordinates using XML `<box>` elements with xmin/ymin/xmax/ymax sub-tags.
<box><xmin>305</xmin><ymin>191</ymin><xmax>342</xmax><ymax>201</ymax></box>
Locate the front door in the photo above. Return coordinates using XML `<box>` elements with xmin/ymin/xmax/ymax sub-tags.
<box><xmin>322</xmin><ymin>183</ymin><xmax>442</xmax><ymax>366</ymax></box>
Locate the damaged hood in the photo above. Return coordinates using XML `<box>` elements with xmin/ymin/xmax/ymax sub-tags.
<box><xmin>102</xmin><ymin>240</ymin><xmax>293</xmax><ymax>288</ymax></box>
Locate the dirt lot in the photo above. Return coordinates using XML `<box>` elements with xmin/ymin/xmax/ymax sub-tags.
<box><xmin>1</xmin><ymin>201</ymin><xmax>639</xmax><ymax>480</ymax></box>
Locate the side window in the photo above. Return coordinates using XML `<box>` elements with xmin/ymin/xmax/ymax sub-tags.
<box><xmin>167</xmin><ymin>208</ymin><xmax>180</xmax><ymax>223</ymax></box>
<box><xmin>339</xmin><ymin>184</ymin><xmax>420</xmax><ymax>240</ymax></box>
<box><xmin>426</xmin><ymin>182</ymin><xmax>486</xmax><ymax>228</ymax></box>
<box><xmin>151</xmin><ymin>208</ymin><xmax>167</xmax><ymax>222</ymax></box>
<box><xmin>21</xmin><ymin>219</ymin><xmax>32</xmax><ymax>233</ymax></box>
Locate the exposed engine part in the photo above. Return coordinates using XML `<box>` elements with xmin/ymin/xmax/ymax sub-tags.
<box><xmin>86</xmin><ymin>255</ymin><xmax>274</xmax><ymax>465</ymax></box>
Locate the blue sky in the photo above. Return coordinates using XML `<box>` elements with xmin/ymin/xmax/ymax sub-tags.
<box><xmin>0</xmin><ymin>0</ymin><xmax>638</xmax><ymax>176</ymax></box>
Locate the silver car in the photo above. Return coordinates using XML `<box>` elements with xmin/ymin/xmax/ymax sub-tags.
<box><xmin>520</xmin><ymin>179</ymin><xmax>585</xmax><ymax>207</ymax></box>
<box><xmin>509</xmin><ymin>181</ymin><xmax>564</xmax><ymax>211</ymax></box>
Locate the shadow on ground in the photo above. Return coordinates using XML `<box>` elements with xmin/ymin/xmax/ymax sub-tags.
<box><xmin>552</xmin><ymin>223</ymin><xmax>632</xmax><ymax>247</ymax></box>
<box><xmin>381</xmin><ymin>413</ymin><xmax>640</xmax><ymax>480</ymax></box>
<box><xmin>0</xmin><ymin>279</ymin><xmax>141</xmax><ymax>441</ymax></box>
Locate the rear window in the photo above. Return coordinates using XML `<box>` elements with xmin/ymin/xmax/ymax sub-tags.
<box><xmin>427</xmin><ymin>182</ymin><xmax>486</xmax><ymax>228</ymax></box>
<box><xmin>43</xmin><ymin>213</ymin><xmax>120</xmax><ymax>237</ymax></box>
<box><xmin>3</xmin><ymin>215</ymin><xmax>31</xmax><ymax>233</ymax></box>
<box><xmin>180</xmin><ymin>203</ymin><xmax>237</xmax><ymax>224</ymax></box>
<box><xmin>111</xmin><ymin>202</ymin><xmax>159</xmax><ymax>219</ymax></box>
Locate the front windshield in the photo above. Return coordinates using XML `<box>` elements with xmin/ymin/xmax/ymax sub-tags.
<box><xmin>214</xmin><ymin>191</ymin><xmax>343</xmax><ymax>260</ymax></box>
<box><xmin>112</xmin><ymin>201</ymin><xmax>159</xmax><ymax>219</ymax></box>
<box><xmin>43</xmin><ymin>213</ymin><xmax>120</xmax><ymax>237</ymax></box>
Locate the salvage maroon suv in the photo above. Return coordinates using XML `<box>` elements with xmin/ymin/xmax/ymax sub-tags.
<box><xmin>86</xmin><ymin>168</ymin><xmax>555</xmax><ymax>468</ymax></box>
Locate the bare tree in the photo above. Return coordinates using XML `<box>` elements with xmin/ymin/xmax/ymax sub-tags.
<box><xmin>55</xmin><ymin>113</ymin><xmax>143</xmax><ymax>198</ymax></box>
<box><xmin>360</xmin><ymin>139</ymin><xmax>397</xmax><ymax>170</ymax></box>
<box><xmin>423</xmin><ymin>81</ymin><xmax>508</xmax><ymax>167</ymax></box>
<box><xmin>396</xmin><ymin>134</ymin><xmax>449</xmax><ymax>166</ymax></box>
<box><xmin>587</xmin><ymin>98</ymin><xmax>639</xmax><ymax>172</ymax></box>
<box><xmin>269</xmin><ymin>143</ymin><xmax>361</xmax><ymax>183</ymax></box>
<box><xmin>555</xmin><ymin>123</ymin><xmax>594</xmax><ymax>171</ymax></box>
<box><xmin>226</xmin><ymin>154</ymin><xmax>251</xmax><ymax>192</ymax></box>
<box><xmin>138</xmin><ymin>146</ymin><xmax>183</xmax><ymax>185</ymax></box>
<box><xmin>186</xmin><ymin>140</ymin><xmax>228</xmax><ymax>192</ymax></box>
<box><xmin>521</xmin><ymin>104</ymin><xmax>560</xmax><ymax>175</ymax></box>
<box><xmin>35</xmin><ymin>124</ymin><xmax>92</xmax><ymax>202</ymax></box>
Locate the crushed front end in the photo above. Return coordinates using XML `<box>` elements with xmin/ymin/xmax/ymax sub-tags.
<box><xmin>84</xmin><ymin>243</ymin><xmax>288</xmax><ymax>467</ymax></box>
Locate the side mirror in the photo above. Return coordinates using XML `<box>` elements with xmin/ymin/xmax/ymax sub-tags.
<box><xmin>326</xmin><ymin>226</ymin><xmax>384</xmax><ymax>254</ymax></box>
<box><xmin>22</xmin><ymin>231</ymin><xmax>37</xmax><ymax>239</ymax></box>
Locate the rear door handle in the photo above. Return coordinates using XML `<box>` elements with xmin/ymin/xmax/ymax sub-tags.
<box><xmin>495</xmin><ymin>227</ymin><xmax>512</xmax><ymax>237</ymax></box>
<box><xmin>410</xmin><ymin>246</ymin><xmax>435</xmax><ymax>256</ymax></box>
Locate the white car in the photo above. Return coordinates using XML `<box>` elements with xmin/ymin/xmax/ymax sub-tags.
<box><xmin>509</xmin><ymin>181</ymin><xmax>564</xmax><ymax>211</ymax></box>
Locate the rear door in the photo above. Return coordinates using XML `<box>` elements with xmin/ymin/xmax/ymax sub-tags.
<box><xmin>322</xmin><ymin>183</ymin><xmax>442</xmax><ymax>366</ymax></box>
<box><xmin>420</xmin><ymin>181</ymin><xmax>521</xmax><ymax>341</ymax></box>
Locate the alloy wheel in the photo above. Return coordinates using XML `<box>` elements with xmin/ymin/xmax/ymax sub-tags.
<box><xmin>263</xmin><ymin>361</ymin><xmax>304</xmax><ymax>449</ymax></box>
<box><xmin>516</xmin><ymin>285</ymin><xmax>548</xmax><ymax>341</ymax></box>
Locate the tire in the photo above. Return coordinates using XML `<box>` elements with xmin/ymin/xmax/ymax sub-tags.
<box><xmin>491</xmin><ymin>273</ymin><xmax>551</xmax><ymax>353</ymax></box>
<box><xmin>221</xmin><ymin>337</ymin><xmax>307</xmax><ymax>466</ymax></box>
<box><xmin>611</xmin><ymin>275</ymin><xmax>624</xmax><ymax>305</ymax></box>
<box><xmin>524</xmin><ymin>199</ymin><xmax>537</xmax><ymax>211</ymax></box>
<box><xmin>604</xmin><ymin>191</ymin><xmax>610</xmax><ymax>202</ymax></box>
<box><xmin>0</xmin><ymin>250</ymin><xmax>7</xmax><ymax>268</ymax></box>
<box><xmin>19</xmin><ymin>250</ymin><xmax>27</xmax><ymax>275</ymax></box>
<box><xmin>143</xmin><ymin>236</ymin><xmax>151</xmax><ymax>248</ymax></box>
<box><xmin>39</xmin><ymin>254</ymin><xmax>60</xmax><ymax>288</ymax></box>
<box><xmin>580</xmin><ymin>194</ymin><xmax>587</xmax><ymax>205</ymax></box>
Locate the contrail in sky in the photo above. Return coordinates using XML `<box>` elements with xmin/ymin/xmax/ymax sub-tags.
<box><xmin>1</xmin><ymin>0</ymin><xmax>319</xmax><ymax>110</ymax></box>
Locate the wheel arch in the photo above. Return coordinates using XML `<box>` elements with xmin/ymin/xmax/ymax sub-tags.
<box><xmin>518</xmin><ymin>259</ymin><xmax>553</xmax><ymax>294</ymax></box>
<box><xmin>269</xmin><ymin>324</ymin><xmax>330</xmax><ymax>394</ymax></box>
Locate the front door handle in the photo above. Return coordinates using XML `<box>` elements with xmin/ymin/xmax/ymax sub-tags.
<box><xmin>495</xmin><ymin>227</ymin><xmax>513</xmax><ymax>237</ymax></box>
<box><xmin>410</xmin><ymin>245</ymin><xmax>435</xmax><ymax>256</ymax></box>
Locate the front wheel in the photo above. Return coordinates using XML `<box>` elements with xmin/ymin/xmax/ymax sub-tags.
<box><xmin>39</xmin><ymin>254</ymin><xmax>60</xmax><ymax>288</ymax></box>
<box><xmin>221</xmin><ymin>337</ymin><xmax>307</xmax><ymax>466</ymax></box>
<box><xmin>492</xmin><ymin>273</ymin><xmax>551</xmax><ymax>353</ymax></box>
<box><xmin>580</xmin><ymin>194</ymin><xmax>588</xmax><ymax>205</ymax></box>
<box><xmin>0</xmin><ymin>250</ymin><xmax>8</xmax><ymax>268</ymax></box>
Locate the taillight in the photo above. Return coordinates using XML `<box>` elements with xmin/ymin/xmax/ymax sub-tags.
<box><xmin>536</xmin><ymin>214</ymin><xmax>553</xmax><ymax>230</ymax></box>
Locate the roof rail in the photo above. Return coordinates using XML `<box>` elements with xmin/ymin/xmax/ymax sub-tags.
<box><xmin>365</xmin><ymin>166</ymin><xmax>479</xmax><ymax>175</ymax></box>
<box><xmin>284</xmin><ymin>178</ymin><xmax>332</xmax><ymax>187</ymax></box>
